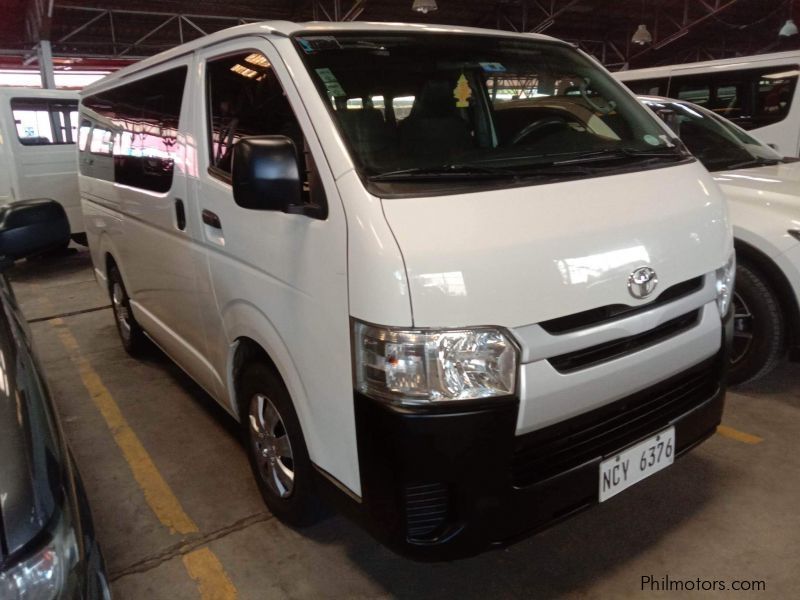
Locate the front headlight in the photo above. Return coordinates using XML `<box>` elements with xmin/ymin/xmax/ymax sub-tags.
<box><xmin>0</xmin><ymin>507</ymin><xmax>79</xmax><ymax>600</ymax></box>
<box><xmin>353</xmin><ymin>320</ymin><xmax>518</xmax><ymax>404</ymax></box>
<box><xmin>715</xmin><ymin>252</ymin><xmax>736</xmax><ymax>317</ymax></box>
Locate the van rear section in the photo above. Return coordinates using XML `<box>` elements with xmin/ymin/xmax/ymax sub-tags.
<box><xmin>0</xmin><ymin>89</ymin><xmax>83</xmax><ymax>236</ymax></box>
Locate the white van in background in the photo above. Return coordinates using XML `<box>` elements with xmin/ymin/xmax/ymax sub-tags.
<box><xmin>79</xmin><ymin>21</ymin><xmax>734</xmax><ymax>560</ymax></box>
<box><xmin>615</xmin><ymin>51</ymin><xmax>800</xmax><ymax>157</ymax></box>
<box><xmin>0</xmin><ymin>87</ymin><xmax>85</xmax><ymax>242</ymax></box>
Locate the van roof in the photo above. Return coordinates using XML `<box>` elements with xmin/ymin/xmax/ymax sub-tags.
<box><xmin>81</xmin><ymin>20</ymin><xmax>564</xmax><ymax>95</ymax></box>
<box><xmin>0</xmin><ymin>87</ymin><xmax>79</xmax><ymax>99</ymax></box>
<box><xmin>615</xmin><ymin>49</ymin><xmax>800</xmax><ymax>80</ymax></box>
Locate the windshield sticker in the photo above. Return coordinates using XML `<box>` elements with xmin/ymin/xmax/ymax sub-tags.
<box><xmin>453</xmin><ymin>74</ymin><xmax>473</xmax><ymax>108</ymax></box>
<box><xmin>643</xmin><ymin>134</ymin><xmax>661</xmax><ymax>146</ymax></box>
<box><xmin>297</xmin><ymin>36</ymin><xmax>341</xmax><ymax>53</ymax></box>
<box><xmin>315</xmin><ymin>68</ymin><xmax>346</xmax><ymax>97</ymax></box>
<box><xmin>480</xmin><ymin>62</ymin><xmax>506</xmax><ymax>73</ymax></box>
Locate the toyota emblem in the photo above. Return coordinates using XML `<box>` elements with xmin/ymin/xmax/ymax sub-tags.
<box><xmin>628</xmin><ymin>266</ymin><xmax>658</xmax><ymax>299</ymax></box>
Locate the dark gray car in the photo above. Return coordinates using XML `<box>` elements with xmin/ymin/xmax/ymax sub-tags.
<box><xmin>0</xmin><ymin>199</ymin><xmax>110</xmax><ymax>599</ymax></box>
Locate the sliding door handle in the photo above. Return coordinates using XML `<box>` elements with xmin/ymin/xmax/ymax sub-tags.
<box><xmin>175</xmin><ymin>198</ymin><xmax>186</xmax><ymax>230</ymax></box>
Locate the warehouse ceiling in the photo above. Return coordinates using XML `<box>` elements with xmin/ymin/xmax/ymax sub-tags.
<box><xmin>1</xmin><ymin>0</ymin><xmax>799</xmax><ymax>72</ymax></box>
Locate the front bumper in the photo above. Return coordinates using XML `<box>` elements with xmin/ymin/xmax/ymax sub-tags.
<box><xmin>342</xmin><ymin>312</ymin><xmax>732</xmax><ymax>561</ymax></box>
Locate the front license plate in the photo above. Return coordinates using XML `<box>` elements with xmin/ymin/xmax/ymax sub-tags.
<box><xmin>599</xmin><ymin>427</ymin><xmax>675</xmax><ymax>502</ymax></box>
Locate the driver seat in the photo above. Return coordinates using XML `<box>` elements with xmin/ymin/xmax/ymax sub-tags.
<box><xmin>399</xmin><ymin>80</ymin><xmax>473</xmax><ymax>163</ymax></box>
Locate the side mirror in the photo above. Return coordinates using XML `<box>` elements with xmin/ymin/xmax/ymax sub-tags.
<box><xmin>0</xmin><ymin>199</ymin><xmax>70</xmax><ymax>269</ymax></box>
<box><xmin>232</xmin><ymin>136</ymin><xmax>302</xmax><ymax>211</ymax></box>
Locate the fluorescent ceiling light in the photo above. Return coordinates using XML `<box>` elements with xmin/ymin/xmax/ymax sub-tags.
<box><xmin>412</xmin><ymin>0</ymin><xmax>438</xmax><ymax>14</ymax></box>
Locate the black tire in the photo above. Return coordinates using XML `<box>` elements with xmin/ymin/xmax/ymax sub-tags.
<box><xmin>239</xmin><ymin>362</ymin><xmax>323</xmax><ymax>526</ymax></box>
<box><xmin>108</xmin><ymin>264</ymin><xmax>148</xmax><ymax>356</ymax></box>
<box><xmin>729</xmin><ymin>262</ymin><xmax>785</xmax><ymax>385</ymax></box>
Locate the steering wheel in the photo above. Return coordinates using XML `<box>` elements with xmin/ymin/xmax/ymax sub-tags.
<box><xmin>511</xmin><ymin>116</ymin><xmax>569</xmax><ymax>145</ymax></box>
<box><xmin>579</xmin><ymin>78</ymin><xmax>616</xmax><ymax>114</ymax></box>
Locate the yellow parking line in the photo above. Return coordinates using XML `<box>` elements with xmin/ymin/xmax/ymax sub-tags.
<box><xmin>50</xmin><ymin>318</ymin><xmax>237</xmax><ymax>598</ymax></box>
<box><xmin>52</xmin><ymin>318</ymin><xmax>197</xmax><ymax>534</ymax></box>
<box><xmin>717</xmin><ymin>424</ymin><xmax>763</xmax><ymax>445</ymax></box>
<box><xmin>183</xmin><ymin>547</ymin><xmax>238</xmax><ymax>600</ymax></box>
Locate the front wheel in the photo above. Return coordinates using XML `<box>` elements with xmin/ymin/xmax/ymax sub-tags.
<box><xmin>239</xmin><ymin>362</ymin><xmax>323</xmax><ymax>526</ymax></box>
<box><xmin>728</xmin><ymin>263</ymin><xmax>785</xmax><ymax>385</ymax></box>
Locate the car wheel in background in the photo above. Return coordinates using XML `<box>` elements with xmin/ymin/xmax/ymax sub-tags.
<box><xmin>729</xmin><ymin>262</ymin><xmax>785</xmax><ymax>385</ymax></box>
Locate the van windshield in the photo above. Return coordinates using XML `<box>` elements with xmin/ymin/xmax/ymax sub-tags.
<box><xmin>295</xmin><ymin>32</ymin><xmax>687</xmax><ymax>187</ymax></box>
<box><xmin>642</xmin><ymin>98</ymin><xmax>784</xmax><ymax>172</ymax></box>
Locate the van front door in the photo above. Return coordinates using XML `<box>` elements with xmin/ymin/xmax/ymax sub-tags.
<box><xmin>189</xmin><ymin>40</ymin><xmax>357</xmax><ymax>493</ymax></box>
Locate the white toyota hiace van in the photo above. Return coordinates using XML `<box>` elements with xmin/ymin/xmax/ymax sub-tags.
<box><xmin>79</xmin><ymin>21</ymin><xmax>734</xmax><ymax>560</ymax></box>
<box><xmin>0</xmin><ymin>87</ymin><xmax>85</xmax><ymax>241</ymax></box>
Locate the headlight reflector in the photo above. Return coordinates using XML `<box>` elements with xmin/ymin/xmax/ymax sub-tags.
<box><xmin>0</xmin><ymin>508</ymin><xmax>78</xmax><ymax>600</ymax></box>
<box><xmin>715</xmin><ymin>252</ymin><xmax>736</xmax><ymax>317</ymax></box>
<box><xmin>353</xmin><ymin>321</ymin><xmax>518</xmax><ymax>404</ymax></box>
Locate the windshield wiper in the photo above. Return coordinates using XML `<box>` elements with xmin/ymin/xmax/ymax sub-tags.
<box><xmin>368</xmin><ymin>163</ymin><xmax>519</xmax><ymax>181</ymax></box>
<box><xmin>551</xmin><ymin>147</ymin><xmax>685</xmax><ymax>166</ymax></box>
<box><xmin>724</xmin><ymin>157</ymin><xmax>782</xmax><ymax>170</ymax></box>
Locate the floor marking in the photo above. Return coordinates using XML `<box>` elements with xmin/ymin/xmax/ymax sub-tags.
<box><xmin>50</xmin><ymin>317</ymin><xmax>238</xmax><ymax>597</ymax></box>
<box><xmin>717</xmin><ymin>424</ymin><xmax>763</xmax><ymax>445</ymax></box>
<box><xmin>183</xmin><ymin>547</ymin><xmax>238</xmax><ymax>600</ymax></box>
<box><xmin>28</xmin><ymin>304</ymin><xmax>111</xmax><ymax>323</ymax></box>
<box><xmin>52</xmin><ymin>317</ymin><xmax>197</xmax><ymax>535</ymax></box>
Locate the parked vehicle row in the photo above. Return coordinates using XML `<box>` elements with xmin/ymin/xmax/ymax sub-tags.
<box><xmin>3</xmin><ymin>20</ymin><xmax>797</xmax><ymax>566</ymax></box>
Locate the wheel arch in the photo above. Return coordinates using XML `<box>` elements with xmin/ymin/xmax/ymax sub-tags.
<box><xmin>735</xmin><ymin>238</ymin><xmax>800</xmax><ymax>351</ymax></box>
<box><xmin>222</xmin><ymin>303</ymin><xmax>314</xmax><ymax>450</ymax></box>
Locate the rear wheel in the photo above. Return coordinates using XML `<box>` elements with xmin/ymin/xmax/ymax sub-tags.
<box><xmin>239</xmin><ymin>362</ymin><xmax>322</xmax><ymax>526</ymax></box>
<box><xmin>729</xmin><ymin>263</ymin><xmax>785</xmax><ymax>385</ymax></box>
<box><xmin>108</xmin><ymin>265</ymin><xmax>147</xmax><ymax>356</ymax></box>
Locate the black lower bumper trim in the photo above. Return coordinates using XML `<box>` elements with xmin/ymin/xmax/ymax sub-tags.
<box><xmin>317</xmin><ymin>313</ymin><xmax>732</xmax><ymax>561</ymax></box>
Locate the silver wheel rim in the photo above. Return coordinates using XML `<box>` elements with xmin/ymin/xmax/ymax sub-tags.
<box><xmin>111</xmin><ymin>281</ymin><xmax>132</xmax><ymax>343</ymax></box>
<box><xmin>249</xmin><ymin>393</ymin><xmax>295</xmax><ymax>498</ymax></box>
<box><xmin>732</xmin><ymin>290</ymin><xmax>754</xmax><ymax>365</ymax></box>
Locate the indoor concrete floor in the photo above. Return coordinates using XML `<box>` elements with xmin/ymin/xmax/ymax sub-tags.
<box><xmin>8</xmin><ymin>246</ymin><xmax>799</xmax><ymax>599</ymax></box>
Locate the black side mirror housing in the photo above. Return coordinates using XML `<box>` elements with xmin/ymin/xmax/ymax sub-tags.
<box><xmin>232</xmin><ymin>136</ymin><xmax>303</xmax><ymax>211</ymax></box>
<box><xmin>0</xmin><ymin>199</ymin><xmax>70</xmax><ymax>269</ymax></box>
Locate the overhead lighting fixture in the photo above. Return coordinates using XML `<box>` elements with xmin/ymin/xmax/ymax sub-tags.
<box><xmin>779</xmin><ymin>19</ymin><xmax>798</xmax><ymax>37</ymax></box>
<box><xmin>243</xmin><ymin>53</ymin><xmax>270</xmax><ymax>68</ymax></box>
<box><xmin>631</xmin><ymin>24</ymin><xmax>652</xmax><ymax>45</ymax></box>
<box><xmin>230</xmin><ymin>64</ymin><xmax>260</xmax><ymax>79</ymax></box>
<box><xmin>412</xmin><ymin>0</ymin><xmax>437</xmax><ymax>14</ymax></box>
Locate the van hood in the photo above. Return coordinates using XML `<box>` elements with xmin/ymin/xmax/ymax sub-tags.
<box><xmin>381</xmin><ymin>162</ymin><xmax>732</xmax><ymax>328</ymax></box>
<box><xmin>713</xmin><ymin>160</ymin><xmax>800</xmax><ymax>208</ymax></box>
